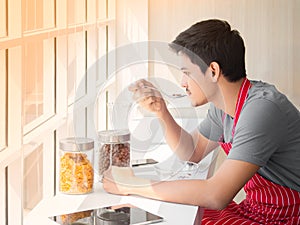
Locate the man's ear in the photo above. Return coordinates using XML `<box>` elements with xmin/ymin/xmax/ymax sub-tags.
<box><xmin>209</xmin><ymin>62</ymin><xmax>221</xmax><ymax>82</ymax></box>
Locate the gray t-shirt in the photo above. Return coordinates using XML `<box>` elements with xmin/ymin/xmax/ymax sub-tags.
<box><xmin>199</xmin><ymin>80</ymin><xmax>300</xmax><ymax>192</ymax></box>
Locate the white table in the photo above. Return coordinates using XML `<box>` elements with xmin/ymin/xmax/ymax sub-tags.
<box><xmin>24</xmin><ymin>148</ymin><xmax>216</xmax><ymax>225</ymax></box>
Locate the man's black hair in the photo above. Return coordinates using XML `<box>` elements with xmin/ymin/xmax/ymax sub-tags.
<box><xmin>169</xmin><ymin>19</ymin><xmax>246</xmax><ymax>82</ymax></box>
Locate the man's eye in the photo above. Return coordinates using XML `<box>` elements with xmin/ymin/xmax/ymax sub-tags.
<box><xmin>183</xmin><ymin>71</ymin><xmax>191</xmax><ymax>76</ymax></box>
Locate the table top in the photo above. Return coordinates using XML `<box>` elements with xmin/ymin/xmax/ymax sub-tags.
<box><xmin>24</xmin><ymin>147</ymin><xmax>216</xmax><ymax>225</ymax></box>
<box><xmin>24</xmin><ymin>183</ymin><xmax>199</xmax><ymax>225</ymax></box>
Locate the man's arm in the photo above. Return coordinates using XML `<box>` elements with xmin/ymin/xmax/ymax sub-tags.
<box><xmin>129</xmin><ymin>79</ymin><xmax>218</xmax><ymax>162</ymax></box>
<box><xmin>103</xmin><ymin>159</ymin><xmax>259</xmax><ymax>210</ymax></box>
<box><xmin>158</xmin><ymin>108</ymin><xmax>218</xmax><ymax>162</ymax></box>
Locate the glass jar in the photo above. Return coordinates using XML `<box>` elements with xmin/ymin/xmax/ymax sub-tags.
<box><xmin>95</xmin><ymin>207</ymin><xmax>130</xmax><ymax>225</ymax></box>
<box><xmin>59</xmin><ymin>137</ymin><xmax>94</xmax><ymax>194</ymax></box>
<box><xmin>58</xmin><ymin>209</ymin><xmax>93</xmax><ymax>225</ymax></box>
<box><xmin>98</xmin><ymin>129</ymin><xmax>130</xmax><ymax>176</ymax></box>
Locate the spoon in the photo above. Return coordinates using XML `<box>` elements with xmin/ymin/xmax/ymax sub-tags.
<box><xmin>143</xmin><ymin>86</ymin><xmax>187</xmax><ymax>99</ymax></box>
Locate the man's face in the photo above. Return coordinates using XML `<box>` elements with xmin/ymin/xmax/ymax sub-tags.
<box><xmin>180</xmin><ymin>54</ymin><xmax>217</xmax><ymax>107</ymax></box>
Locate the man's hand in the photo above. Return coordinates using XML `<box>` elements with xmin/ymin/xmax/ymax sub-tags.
<box><xmin>128</xmin><ymin>79</ymin><xmax>167</xmax><ymax>116</ymax></box>
<box><xmin>102</xmin><ymin>166</ymin><xmax>153</xmax><ymax>196</ymax></box>
<box><xmin>102</xmin><ymin>166</ymin><xmax>135</xmax><ymax>195</ymax></box>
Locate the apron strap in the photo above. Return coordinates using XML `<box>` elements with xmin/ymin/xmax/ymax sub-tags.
<box><xmin>231</xmin><ymin>78</ymin><xmax>251</xmax><ymax>137</ymax></box>
<box><xmin>219</xmin><ymin>78</ymin><xmax>251</xmax><ymax>154</ymax></box>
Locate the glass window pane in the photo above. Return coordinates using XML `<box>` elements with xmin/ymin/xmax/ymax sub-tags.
<box><xmin>96</xmin><ymin>26</ymin><xmax>107</xmax><ymax>83</ymax></box>
<box><xmin>67</xmin><ymin>32</ymin><xmax>86</xmax><ymax>105</ymax></box>
<box><xmin>97</xmin><ymin>0</ymin><xmax>107</xmax><ymax>20</ymax></box>
<box><xmin>67</xmin><ymin>0</ymin><xmax>86</xmax><ymax>25</ymax></box>
<box><xmin>0</xmin><ymin>0</ymin><xmax>6</xmax><ymax>37</ymax></box>
<box><xmin>0</xmin><ymin>50</ymin><xmax>6</xmax><ymax>151</ymax></box>
<box><xmin>23</xmin><ymin>132</ymin><xmax>55</xmax><ymax>220</ymax></box>
<box><xmin>23</xmin><ymin>38</ymin><xmax>55</xmax><ymax>129</ymax></box>
<box><xmin>23</xmin><ymin>0</ymin><xmax>55</xmax><ymax>31</ymax></box>
<box><xmin>23</xmin><ymin>40</ymin><xmax>43</xmax><ymax>125</ymax></box>
<box><xmin>23</xmin><ymin>144</ymin><xmax>43</xmax><ymax>214</ymax></box>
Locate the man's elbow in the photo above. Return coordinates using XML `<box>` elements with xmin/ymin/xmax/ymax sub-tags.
<box><xmin>201</xmin><ymin>191</ymin><xmax>233</xmax><ymax>210</ymax></box>
<box><xmin>210</xmin><ymin>198</ymin><xmax>230</xmax><ymax>210</ymax></box>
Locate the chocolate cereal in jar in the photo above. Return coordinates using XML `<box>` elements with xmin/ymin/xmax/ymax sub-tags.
<box><xmin>59</xmin><ymin>137</ymin><xmax>94</xmax><ymax>194</ymax></box>
<box><xmin>98</xmin><ymin>129</ymin><xmax>130</xmax><ymax>176</ymax></box>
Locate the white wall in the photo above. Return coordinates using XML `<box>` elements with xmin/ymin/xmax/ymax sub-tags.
<box><xmin>148</xmin><ymin>0</ymin><xmax>300</xmax><ymax>108</ymax></box>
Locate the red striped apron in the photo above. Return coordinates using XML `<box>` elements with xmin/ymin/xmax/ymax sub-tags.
<box><xmin>201</xmin><ymin>78</ymin><xmax>300</xmax><ymax>225</ymax></box>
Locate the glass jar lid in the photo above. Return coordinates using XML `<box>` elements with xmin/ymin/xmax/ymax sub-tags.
<box><xmin>59</xmin><ymin>137</ymin><xmax>94</xmax><ymax>152</ymax></box>
<box><xmin>98</xmin><ymin>129</ymin><xmax>130</xmax><ymax>143</ymax></box>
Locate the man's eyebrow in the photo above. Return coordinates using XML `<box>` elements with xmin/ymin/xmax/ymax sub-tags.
<box><xmin>181</xmin><ymin>67</ymin><xmax>188</xmax><ymax>71</ymax></box>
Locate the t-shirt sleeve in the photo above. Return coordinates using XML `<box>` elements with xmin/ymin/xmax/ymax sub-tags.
<box><xmin>228</xmin><ymin>98</ymin><xmax>287</xmax><ymax>166</ymax></box>
<box><xmin>198</xmin><ymin>103</ymin><xmax>224</xmax><ymax>142</ymax></box>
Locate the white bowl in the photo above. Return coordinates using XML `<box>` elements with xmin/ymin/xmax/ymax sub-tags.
<box><xmin>154</xmin><ymin>158</ymin><xmax>199</xmax><ymax>180</ymax></box>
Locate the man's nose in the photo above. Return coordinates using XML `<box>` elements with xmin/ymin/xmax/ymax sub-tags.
<box><xmin>180</xmin><ymin>74</ymin><xmax>188</xmax><ymax>88</ymax></box>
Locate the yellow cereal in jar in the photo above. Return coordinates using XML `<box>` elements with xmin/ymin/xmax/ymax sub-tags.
<box><xmin>60</xmin><ymin>210</ymin><xmax>92</xmax><ymax>225</ymax></box>
<box><xmin>59</xmin><ymin>152</ymin><xmax>94</xmax><ymax>194</ymax></box>
<box><xmin>59</xmin><ymin>137</ymin><xmax>94</xmax><ymax>194</ymax></box>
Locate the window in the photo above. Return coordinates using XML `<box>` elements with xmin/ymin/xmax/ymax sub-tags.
<box><xmin>0</xmin><ymin>0</ymin><xmax>114</xmax><ymax>224</ymax></box>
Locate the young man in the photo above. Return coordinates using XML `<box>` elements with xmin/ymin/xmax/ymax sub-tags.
<box><xmin>102</xmin><ymin>19</ymin><xmax>300</xmax><ymax>224</ymax></box>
